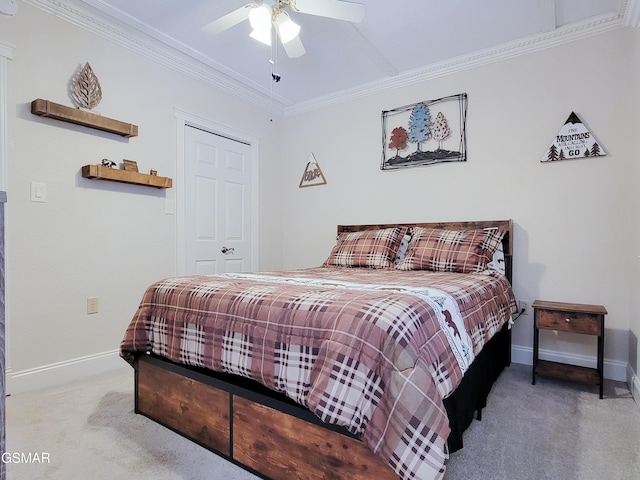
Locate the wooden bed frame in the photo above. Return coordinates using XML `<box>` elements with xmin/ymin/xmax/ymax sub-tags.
<box><xmin>133</xmin><ymin>220</ymin><xmax>514</xmax><ymax>480</ymax></box>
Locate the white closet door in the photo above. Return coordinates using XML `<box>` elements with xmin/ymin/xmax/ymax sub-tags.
<box><xmin>184</xmin><ymin>125</ymin><xmax>253</xmax><ymax>275</ymax></box>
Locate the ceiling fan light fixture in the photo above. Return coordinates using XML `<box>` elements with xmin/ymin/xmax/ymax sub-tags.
<box><xmin>202</xmin><ymin>0</ymin><xmax>366</xmax><ymax>59</ymax></box>
<box><xmin>249</xmin><ymin>27</ymin><xmax>272</xmax><ymax>46</ymax></box>
<box><xmin>248</xmin><ymin>4</ymin><xmax>272</xmax><ymax>30</ymax></box>
<box><xmin>274</xmin><ymin>11</ymin><xmax>300</xmax><ymax>44</ymax></box>
<box><xmin>248</xmin><ymin>4</ymin><xmax>272</xmax><ymax>45</ymax></box>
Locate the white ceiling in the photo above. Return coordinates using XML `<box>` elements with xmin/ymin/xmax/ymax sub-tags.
<box><xmin>73</xmin><ymin>0</ymin><xmax>625</xmax><ymax>113</ymax></box>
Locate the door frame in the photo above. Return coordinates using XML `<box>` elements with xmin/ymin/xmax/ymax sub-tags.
<box><xmin>174</xmin><ymin>108</ymin><xmax>259</xmax><ymax>276</ymax></box>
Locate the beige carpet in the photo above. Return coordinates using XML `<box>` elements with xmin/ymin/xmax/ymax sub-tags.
<box><xmin>445</xmin><ymin>364</ymin><xmax>640</xmax><ymax>480</ymax></box>
<box><xmin>5</xmin><ymin>363</ymin><xmax>640</xmax><ymax>479</ymax></box>
<box><xmin>6</xmin><ymin>366</ymin><xmax>259</xmax><ymax>480</ymax></box>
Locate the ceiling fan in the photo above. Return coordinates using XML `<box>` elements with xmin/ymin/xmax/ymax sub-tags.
<box><xmin>201</xmin><ymin>0</ymin><xmax>365</xmax><ymax>58</ymax></box>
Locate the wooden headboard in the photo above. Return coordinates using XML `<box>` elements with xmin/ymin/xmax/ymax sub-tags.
<box><xmin>337</xmin><ymin>220</ymin><xmax>514</xmax><ymax>283</ymax></box>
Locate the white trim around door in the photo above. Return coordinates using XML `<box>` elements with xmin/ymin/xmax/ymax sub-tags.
<box><xmin>174</xmin><ymin>108</ymin><xmax>260</xmax><ymax>275</ymax></box>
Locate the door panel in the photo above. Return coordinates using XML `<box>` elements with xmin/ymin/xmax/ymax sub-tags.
<box><xmin>185</xmin><ymin>126</ymin><xmax>252</xmax><ymax>275</ymax></box>
<box><xmin>225</xmin><ymin>182</ymin><xmax>244</xmax><ymax>240</ymax></box>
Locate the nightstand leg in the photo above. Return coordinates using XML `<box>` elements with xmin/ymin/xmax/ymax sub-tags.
<box><xmin>598</xmin><ymin>331</ymin><xmax>604</xmax><ymax>399</ymax></box>
<box><xmin>532</xmin><ymin>322</ymin><xmax>539</xmax><ymax>385</ymax></box>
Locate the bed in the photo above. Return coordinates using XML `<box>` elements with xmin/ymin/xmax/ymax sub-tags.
<box><xmin>120</xmin><ymin>220</ymin><xmax>517</xmax><ymax>480</ymax></box>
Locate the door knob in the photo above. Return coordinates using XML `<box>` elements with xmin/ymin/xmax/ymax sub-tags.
<box><xmin>221</xmin><ymin>246</ymin><xmax>234</xmax><ymax>254</ymax></box>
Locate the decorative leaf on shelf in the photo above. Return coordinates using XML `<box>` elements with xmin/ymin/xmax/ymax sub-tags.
<box><xmin>71</xmin><ymin>62</ymin><xmax>102</xmax><ymax>110</ymax></box>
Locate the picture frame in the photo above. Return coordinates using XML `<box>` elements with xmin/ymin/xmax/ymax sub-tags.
<box><xmin>381</xmin><ymin>93</ymin><xmax>467</xmax><ymax>170</ymax></box>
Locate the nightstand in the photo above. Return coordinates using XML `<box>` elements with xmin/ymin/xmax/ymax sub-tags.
<box><xmin>532</xmin><ymin>300</ymin><xmax>607</xmax><ymax>398</ymax></box>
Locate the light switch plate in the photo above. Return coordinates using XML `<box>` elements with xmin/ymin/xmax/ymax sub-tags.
<box><xmin>165</xmin><ymin>198</ymin><xmax>175</xmax><ymax>215</ymax></box>
<box><xmin>30</xmin><ymin>182</ymin><xmax>47</xmax><ymax>203</ymax></box>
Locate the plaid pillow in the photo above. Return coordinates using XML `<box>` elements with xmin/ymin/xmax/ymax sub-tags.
<box><xmin>323</xmin><ymin>227</ymin><xmax>409</xmax><ymax>269</ymax></box>
<box><xmin>395</xmin><ymin>227</ymin><xmax>505</xmax><ymax>273</ymax></box>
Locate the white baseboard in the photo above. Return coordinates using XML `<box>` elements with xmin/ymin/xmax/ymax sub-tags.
<box><xmin>511</xmin><ymin>345</ymin><xmax>628</xmax><ymax>383</ymax></box>
<box><xmin>5</xmin><ymin>349</ymin><xmax>124</xmax><ymax>395</ymax></box>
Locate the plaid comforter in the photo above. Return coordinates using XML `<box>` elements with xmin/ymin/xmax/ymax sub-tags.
<box><xmin>120</xmin><ymin>267</ymin><xmax>516</xmax><ymax>480</ymax></box>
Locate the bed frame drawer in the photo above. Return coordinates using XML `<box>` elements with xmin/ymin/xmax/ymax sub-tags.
<box><xmin>136</xmin><ymin>357</ymin><xmax>231</xmax><ymax>455</ymax></box>
<box><xmin>135</xmin><ymin>355</ymin><xmax>399</xmax><ymax>479</ymax></box>
<box><xmin>233</xmin><ymin>396</ymin><xmax>399</xmax><ymax>480</ymax></box>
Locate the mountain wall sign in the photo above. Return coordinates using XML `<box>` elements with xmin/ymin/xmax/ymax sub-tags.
<box><xmin>542</xmin><ymin>112</ymin><xmax>606</xmax><ymax>162</ymax></box>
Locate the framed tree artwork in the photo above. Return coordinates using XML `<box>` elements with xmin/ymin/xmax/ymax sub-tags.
<box><xmin>381</xmin><ymin>93</ymin><xmax>467</xmax><ymax>170</ymax></box>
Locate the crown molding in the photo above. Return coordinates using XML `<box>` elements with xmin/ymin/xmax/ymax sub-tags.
<box><xmin>23</xmin><ymin>0</ymin><xmax>627</xmax><ymax>118</ymax></box>
<box><xmin>283</xmin><ymin>9</ymin><xmax>625</xmax><ymax>117</ymax></box>
<box><xmin>22</xmin><ymin>0</ymin><xmax>284</xmax><ymax>115</ymax></box>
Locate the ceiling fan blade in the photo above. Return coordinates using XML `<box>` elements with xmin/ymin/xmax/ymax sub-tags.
<box><xmin>282</xmin><ymin>35</ymin><xmax>306</xmax><ymax>58</ymax></box>
<box><xmin>292</xmin><ymin>0</ymin><xmax>365</xmax><ymax>22</ymax></box>
<box><xmin>201</xmin><ymin>5</ymin><xmax>252</xmax><ymax>35</ymax></box>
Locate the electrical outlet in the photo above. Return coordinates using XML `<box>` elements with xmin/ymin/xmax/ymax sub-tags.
<box><xmin>87</xmin><ymin>297</ymin><xmax>99</xmax><ymax>315</ymax></box>
<box><xmin>518</xmin><ymin>301</ymin><xmax>529</xmax><ymax>315</ymax></box>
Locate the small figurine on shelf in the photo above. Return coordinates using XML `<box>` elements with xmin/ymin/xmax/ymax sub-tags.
<box><xmin>101</xmin><ymin>158</ymin><xmax>116</xmax><ymax>168</ymax></box>
<box><xmin>150</xmin><ymin>169</ymin><xmax>157</xmax><ymax>176</ymax></box>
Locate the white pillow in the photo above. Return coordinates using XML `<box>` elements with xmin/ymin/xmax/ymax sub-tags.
<box><xmin>487</xmin><ymin>242</ymin><xmax>505</xmax><ymax>274</ymax></box>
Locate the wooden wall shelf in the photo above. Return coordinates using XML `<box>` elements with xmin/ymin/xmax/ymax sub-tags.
<box><xmin>82</xmin><ymin>165</ymin><xmax>172</xmax><ymax>189</ymax></box>
<box><xmin>31</xmin><ymin>99</ymin><xmax>138</xmax><ymax>138</ymax></box>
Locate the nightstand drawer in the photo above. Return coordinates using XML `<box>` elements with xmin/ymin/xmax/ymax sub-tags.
<box><xmin>537</xmin><ymin>309</ymin><xmax>602</xmax><ymax>335</ymax></box>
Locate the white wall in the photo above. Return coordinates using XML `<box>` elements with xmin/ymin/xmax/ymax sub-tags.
<box><xmin>631</xmin><ymin>26</ymin><xmax>640</xmax><ymax>391</ymax></box>
<box><xmin>2</xmin><ymin>3</ymin><xmax>637</xmax><ymax>391</ymax></box>
<box><xmin>1</xmin><ymin>3</ymin><xmax>283</xmax><ymax>390</ymax></box>
<box><xmin>279</xmin><ymin>28</ymin><xmax>636</xmax><ymax>379</ymax></box>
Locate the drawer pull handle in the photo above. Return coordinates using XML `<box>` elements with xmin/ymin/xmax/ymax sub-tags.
<box><xmin>565</xmin><ymin>318</ymin><xmax>571</xmax><ymax>323</ymax></box>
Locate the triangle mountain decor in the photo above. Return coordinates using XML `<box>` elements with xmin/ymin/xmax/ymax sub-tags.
<box><xmin>299</xmin><ymin>153</ymin><xmax>327</xmax><ymax>188</ymax></box>
<box><xmin>542</xmin><ymin>112</ymin><xmax>606</xmax><ymax>162</ymax></box>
